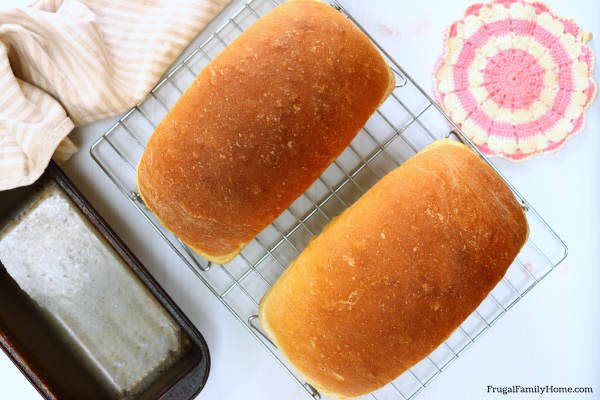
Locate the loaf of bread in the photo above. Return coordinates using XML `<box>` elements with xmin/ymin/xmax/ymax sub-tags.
<box><xmin>136</xmin><ymin>0</ymin><xmax>394</xmax><ymax>264</ymax></box>
<box><xmin>259</xmin><ymin>139</ymin><xmax>528</xmax><ymax>399</ymax></box>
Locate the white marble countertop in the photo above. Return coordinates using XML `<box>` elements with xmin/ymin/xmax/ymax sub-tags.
<box><xmin>1</xmin><ymin>0</ymin><xmax>599</xmax><ymax>399</ymax></box>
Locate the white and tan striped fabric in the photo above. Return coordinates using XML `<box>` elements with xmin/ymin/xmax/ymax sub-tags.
<box><xmin>0</xmin><ymin>0</ymin><xmax>229</xmax><ymax>191</ymax></box>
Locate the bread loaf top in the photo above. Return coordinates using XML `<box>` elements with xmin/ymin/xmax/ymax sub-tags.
<box><xmin>136</xmin><ymin>0</ymin><xmax>394</xmax><ymax>263</ymax></box>
<box><xmin>259</xmin><ymin>140</ymin><xmax>528</xmax><ymax>399</ymax></box>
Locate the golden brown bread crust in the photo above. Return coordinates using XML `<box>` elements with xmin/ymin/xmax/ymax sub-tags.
<box><xmin>136</xmin><ymin>0</ymin><xmax>394</xmax><ymax>263</ymax></box>
<box><xmin>259</xmin><ymin>139</ymin><xmax>528</xmax><ymax>399</ymax></box>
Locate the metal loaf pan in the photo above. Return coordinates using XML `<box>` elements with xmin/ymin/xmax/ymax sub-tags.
<box><xmin>0</xmin><ymin>162</ymin><xmax>210</xmax><ymax>400</ymax></box>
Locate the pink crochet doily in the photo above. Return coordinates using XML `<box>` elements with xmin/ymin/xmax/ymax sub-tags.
<box><xmin>434</xmin><ymin>0</ymin><xmax>596</xmax><ymax>161</ymax></box>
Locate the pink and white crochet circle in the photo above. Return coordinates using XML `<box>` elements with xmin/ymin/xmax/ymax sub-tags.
<box><xmin>434</xmin><ymin>0</ymin><xmax>596</xmax><ymax>161</ymax></box>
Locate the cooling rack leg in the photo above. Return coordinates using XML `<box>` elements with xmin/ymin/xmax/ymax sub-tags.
<box><xmin>248</xmin><ymin>315</ymin><xmax>276</xmax><ymax>347</ymax></box>
<box><xmin>248</xmin><ymin>316</ymin><xmax>322</xmax><ymax>399</ymax></box>
<box><xmin>304</xmin><ymin>383</ymin><xmax>321</xmax><ymax>399</ymax></box>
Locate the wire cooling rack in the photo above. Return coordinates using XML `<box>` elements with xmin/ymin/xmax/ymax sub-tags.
<box><xmin>90</xmin><ymin>0</ymin><xmax>568</xmax><ymax>399</ymax></box>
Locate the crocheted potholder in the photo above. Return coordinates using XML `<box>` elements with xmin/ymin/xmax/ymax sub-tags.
<box><xmin>434</xmin><ymin>0</ymin><xmax>596</xmax><ymax>161</ymax></box>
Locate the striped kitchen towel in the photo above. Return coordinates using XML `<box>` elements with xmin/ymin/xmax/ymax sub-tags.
<box><xmin>0</xmin><ymin>0</ymin><xmax>230</xmax><ymax>191</ymax></box>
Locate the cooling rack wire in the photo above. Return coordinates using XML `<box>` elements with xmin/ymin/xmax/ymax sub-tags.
<box><xmin>90</xmin><ymin>0</ymin><xmax>568</xmax><ymax>398</ymax></box>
